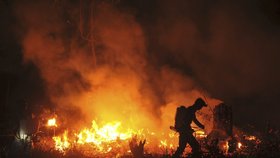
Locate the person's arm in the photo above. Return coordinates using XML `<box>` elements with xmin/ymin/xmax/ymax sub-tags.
<box><xmin>193</xmin><ymin>115</ymin><xmax>205</xmax><ymax>129</ymax></box>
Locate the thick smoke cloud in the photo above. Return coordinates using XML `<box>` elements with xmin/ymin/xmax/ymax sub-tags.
<box><xmin>14</xmin><ymin>0</ymin><xmax>219</xmax><ymax>134</ymax></box>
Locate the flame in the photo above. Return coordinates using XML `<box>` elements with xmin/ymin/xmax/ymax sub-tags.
<box><xmin>76</xmin><ymin>120</ymin><xmax>133</xmax><ymax>145</ymax></box>
<box><xmin>53</xmin><ymin>131</ymin><xmax>70</xmax><ymax>152</ymax></box>
<box><xmin>49</xmin><ymin>119</ymin><xmax>180</xmax><ymax>155</ymax></box>
<box><xmin>49</xmin><ymin>119</ymin><xmax>210</xmax><ymax>154</ymax></box>
<box><xmin>159</xmin><ymin>140</ymin><xmax>167</xmax><ymax>148</ymax></box>
<box><xmin>194</xmin><ymin>130</ymin><xmax>207</xmax><ymax>138</ymax></box>
<box><xmin>52</xmin><ymin>120</ymin><xmax>140</xmax><ymax>153</ymax></box>
<box><xmin>224</xmin><ymin>141</ymin><xmax>229</xmax><ymax>154</ymax></box>
<box><xmin>47</xmin><ymin>118</ymin><xmax>57</xmax><ymax>127</ymax></box>
<box><xmin>238</xmin><ymin>142</ymin><xmax>242</xmax><ymax>149</ymax></box>
<box><xmin>245</xmin><ymin>135</ymin><xmax>256</xmax><ymax>141</ymax></box>
<box><xmin>17</xmin><ymin>1</ymin><xmax>222</xmax><ymax>156</ymax></box>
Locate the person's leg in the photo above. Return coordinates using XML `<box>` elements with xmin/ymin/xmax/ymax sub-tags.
<box><xmin>187</xmin><ymin>133</ymin><xmax>202</xmax><ymax>157</ymax></box>
<box><xmin>173</xmin><ymin>133</ymin><xmax>188</xmax><ymax>157</ymax></box>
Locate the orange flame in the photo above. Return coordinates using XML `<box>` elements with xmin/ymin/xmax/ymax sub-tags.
<box><xmin>53</xmin><ymin>131</ymin><xmax>70</xmax><ymax>152</ymax></box>
<box><xmin>52</xmin><ymin>120</ymin><xmax>141</xmax><ymax>153</ymax></box>
<box><xmin>49</xmin><ymin>119</ymin><xmax>208</xmax><ymax>155</ymax></box>
<box><xmin>194</xmin><ymin>130</ymin><xmax>207</xmax><ymax>138</ymax></box>
<box><xmin>76</xmin><ymin>120</ymin><xmax>134</xmax><ymax>145</ymax></box>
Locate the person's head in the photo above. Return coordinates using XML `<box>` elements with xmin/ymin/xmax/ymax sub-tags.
<box><xmin>193</xmin><ymin>98</ymin><xmax>207</xmax><ymax>110</ymax></box>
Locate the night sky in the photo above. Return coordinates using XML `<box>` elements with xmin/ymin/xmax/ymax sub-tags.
<box><xmin>1</xmin><ymin>0</ymin><xmax>280</xmax><ymax>131</ymax></box>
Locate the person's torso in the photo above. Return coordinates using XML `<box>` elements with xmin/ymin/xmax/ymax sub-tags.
<box><xmin>181</xmin><ymin>107</ymin><xmax>195</xmax><ymax>130</ymax></box>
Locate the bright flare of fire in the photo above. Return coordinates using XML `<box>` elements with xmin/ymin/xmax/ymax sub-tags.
<box><xmin>50</xmin><ymin>120</ymin><xmax>207</xmax><ymax>155</ymax></box>
<box><xmin>47</xmin><ymin>118</ymin><xmax>57</xmax><ymax>127</ymax></box>
<box><xmin>224</xmin><ymin>141</ymin><xmax>229</xmax><ymax>154</ymax></box>
<box><xmin>194</xmin><ymin>130</ymin><xmax>207</xmax><ymax>138</ymax></box>
<box><xmin>47</xmin><ymin>117</ymin><xmax>210</xmax><ymax>155</ymax></box>
<box><xmin>159</xmin><ymin>140</ymin><xmax>167</xmax><ymax>148</ymax></box>
<box><xmin>238</xmin><ymin>142</ymin><xmax>242</xmax><ymax>149</ymax></box>
<box><xmin>52</xmin><ymin>120</ymin><xmax>141</xmax><ymax>153</ymax></box>
<box><xmin>76</xmin><ymin>120</ymin><xmax>133</xmax><ymax>145</ymax></box>
<box><xmin>53</xmin><ymin>131</ymin><xmax>70</xmax><ymax>152</ymax></box>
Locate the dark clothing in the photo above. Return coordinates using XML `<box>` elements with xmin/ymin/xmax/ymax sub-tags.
<box><xmin>176</xmin><ymin>106</ymin><xmax>203</xmax><ymax>132</ymax></box>
<box><xmin>173</xmin><ymin>131</ymin><xmax>201</xmax><ymax>157</ymax></box>
<box><xmin>182</xmin><ymin>107</ymin><xmax>195</xmax><ymax>130</ymax></box>
<box><xmin>173</xmin><ymin>106</ymin><xmax>203</xmax><ymax>157</ymax></box>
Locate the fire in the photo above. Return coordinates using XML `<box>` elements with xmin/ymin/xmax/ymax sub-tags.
<box><xmin>76</xmin><ymin>120</ymin><xmax>133</xmax><ymax>145</ymax></box>
<box><xmin>159</xmin><ymin>140</ymin><xmax>167</xmax><ymax>148</ymax></box>
<box><xmin>46</xmin><ymin>118</ymin><xmax>211</xmax><ymax>155</ymax></box>
<box><xmin>245</xmin><ymin>135</ymin><xmax>256</xmax><ymax>141</ymax></box>
<box><xmin>47</xmin><ymin>120</ymin><xmax>207</xmax><ymax>154</ymax></box>
<box><xmin>47</xmin><ymin>119</ymin><xmax>179</xmax><ymax>155</ymax></box>
<box><xmin>238</xmin><ymin>142</ymin><xmax>242</xmax><ymax>149</ymax></box>
<box><xmin>51</xmin><ymin>120</ymin><xmax>141</xmax><ymax>153</ymax></box>
<box><xmin>47</xmin><ymin>118</ymin><xmax>57</xmax><ymax>127</ymax></box>
<box><xmin>224</xmin><ymin>141</ymin><xmax>229</xmax><ymax>153</ymax></box>
<box><xmin>53</xmin><ymin>131</ymin><xmax>70</xmax><ymax>152</ymax></box>
<box><xmin>194</xmin><ymin>130</ymin><xmax>207</xmax><ymax>138</ymax></box>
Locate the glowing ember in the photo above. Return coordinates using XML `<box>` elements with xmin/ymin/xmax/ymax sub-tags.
<box><xmin>224</xmin><ymin>141</ymin><xmax>229</xmax><ymax>154</ymax></box>
<box><xmin>47</xmin><ymin>118</ymin><xmax>57</xmax><ymax>127</ymax></box>
<box><xmin>245</xmin><ymin>135</ymin><xmax>256</xmax><ymax>141</ymax></box>
<box><xmin>238</xmin><ymin>142</ymin><xmax>242</xmax><ymax>149</ymax></box>
<box><xmin>194</xmin><ymin>130</ymin><xmax>207</xmax><ymax>138</ymax></box>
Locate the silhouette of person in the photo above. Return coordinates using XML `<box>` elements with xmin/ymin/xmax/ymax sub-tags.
<box><xmin>172</xmin><ymin>98</ymin><xmax>207</xmax><ymax>157</ymax></box>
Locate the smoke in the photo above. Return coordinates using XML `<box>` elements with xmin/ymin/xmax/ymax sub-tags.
<box><xmin>14</xmin><ymin>0</ymin><xmax>221</xmax><ymax>133</ymax></box>
<box><xmin>14</xmin><ymin>0</ymin><xmax>280</xmax><ymax>131</ymax></box>
<box><xmin>154</xmin><ymin>0</ymin><xmax>280</xmax><ymax>128</ymax></box>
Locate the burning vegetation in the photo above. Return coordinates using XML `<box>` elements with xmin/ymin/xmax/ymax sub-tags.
<box><xmin>34</xmin><ymin>113</ymin><xmax>178</xmax><ymax>156</ymax></box>
<box><xmin>13</xmin><ymin>103</ymin><xmax>280</xmax><ymax>158</ymax></box>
